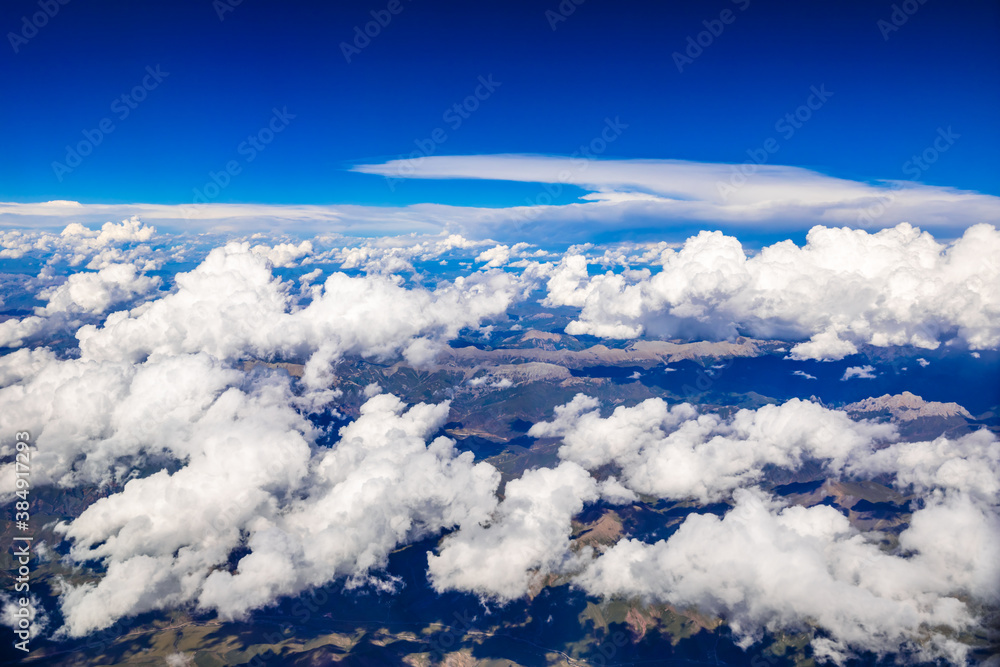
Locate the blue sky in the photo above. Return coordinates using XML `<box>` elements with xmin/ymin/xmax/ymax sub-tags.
<box><xmin>2</xmin><ymin>0</ymin><xmax>998</xmax><ymax>214</ymax></box>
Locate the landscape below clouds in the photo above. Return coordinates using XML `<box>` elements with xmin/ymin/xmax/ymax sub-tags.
<box><xmin>0</xmin><ymin>217</ymin><xmax>997</xmax><ymax>665</ymax></box>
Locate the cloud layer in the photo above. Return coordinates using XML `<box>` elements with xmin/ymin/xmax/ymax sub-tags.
<box><xmin>543</xmin><ymin>222</ymin><xmax>1000</xmax><ymax>359</ymax></box>
<box><xmin>425</xmin><ymin>394</ymin><xmax>1000</xmax><ymax>662</ymax></box>
<box><xmin>0</xmin><ymin>218</ymin><xmax>997</xmax><ymax>664</ymax></box>
<box><xmin>4</xmin><ymin>156</ymin><xmax>1000</xmax><ymax>240</ymax></box>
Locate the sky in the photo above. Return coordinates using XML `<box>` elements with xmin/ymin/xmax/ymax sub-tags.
<box><xmin>2</xmin><ymin>0</ymin><xmax>999</xmax><ymax>219</ymax></box>
<box><xmin>2</xmin><ymin>3</ymin><xmax>1000</xmax><ymax>661</ymax></box>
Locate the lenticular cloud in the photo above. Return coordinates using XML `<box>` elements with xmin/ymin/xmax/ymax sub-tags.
<box><xmin>544</xmin><ymin>223</ymin><xmax>1000</xmax><ymax>359</ymax></box>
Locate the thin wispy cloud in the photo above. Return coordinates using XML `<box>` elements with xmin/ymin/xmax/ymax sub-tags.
<box><xmin>3</xmin><ymin>157</ymin><xmax>998</xmax><ymax>241</ymax></box>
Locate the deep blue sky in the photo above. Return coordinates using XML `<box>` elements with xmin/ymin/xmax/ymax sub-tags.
<box><xmin>2</xmin><ymin>0</ymin><xmax>998</xmax><ymax>208</ymax></box>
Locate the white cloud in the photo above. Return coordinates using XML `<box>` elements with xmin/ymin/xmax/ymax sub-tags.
<box><xmin>37</xmin><ymin>263</ymin><xmax>160</xmax><ymax>315</ymax></box>
<box><xmin>476</xmin><ymin>244</ymin><xmax>511</xmax><ymax>269</ymax></box>
<box><xmin>353</xmin><ymin>155</ymin><xmax>1000</xmax><ymax>233</ymax></box>
<box><xmin>849</xmin><ymin>429</ymin><xmax>1000</xmax><ymax>503</ymax></box>
<box><xmin>543</xmin><ymin>223</ymin><xmax>1000</xmax><ymax>360</ymax></box>
<box><xmin>792</xmin><ymin>370</ymin><xmax>817</xmax><ymax>380</ymax></box>
<box><xmin>0</xmin><ymin>594</ymin><xmax>49</xmax><ymax>641</ymax></box>
<box><xmin>428</xmin><ymin>461</ymin><xmax>597</xmax><ymax>600</ymax></box>
<box><xmin>528</xmin><ymin>395</ymin><xmax>896</xmax><ymax>502</ymax></box>
<box><xmin>6</xmin><ymin>157</ymin><xmax>1000</xmax><ymax>241</ymax></box>
<box><xmin>251</xmin><ymin>240</ymin><xmax>313</xmax><ymax>267</ymax></box>
<box><xmin>73</xmin><ymin>242</ymin><xmax>529</xmax><ymax>391</ymax></box>
<box><xmin>45</xmin><ymin>389</ymin><xmax>499</xmax><ymax>637</ymax></box>
<box><xmin>2</xmin><ymin>216</ymin><xmax>997</xmax><ymax>663</ymax></box>
<box><xmin>0</xmin><ymin>316</ymin><xmax>48</xmax><ymax>349</ymax></box>
<box><xmin>575</xmin><ymin>488</ymin><xmax>982</xmax><ymax>664</ymax></box>
<box><xmin>196</xmin><ymin>394</ymin><xmax>499</xmax><ymax>619</ymax></box>
<box><xmin>842</xmin><ymin>365</ymin><xmax>877</xmax><ymax>380</ymax></box>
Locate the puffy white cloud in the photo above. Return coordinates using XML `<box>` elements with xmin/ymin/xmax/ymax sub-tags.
<box><xmin>321</xmin><ymin>233</ymin><xmax>490</xmax><ymax>274</ymax></box>
<box><xmin>0</xmin><ymin>218</ymin><xmax>168</xmax><ymax>278</ymax></box>
<box><xmin>428</xmin><ymin>461</ymin><xmax>597</xmax><ymax>600</ymax></box>
<box><xmin>423</xmin><ymin>385</ymin><xmax>1000</xmax><ymax>660</ymax></box>
<box><xmin>475</xmin><ymin>242</ymin><xmax>545</xmax><ymax>269</ymax></box>
<box><xmin>0</xmin><ymin>218</ymin><xmax>166</xmax><ymax>348</ymax></box>
<box><xmin>37</xmin><ymin>263</ymin><xmax>160</xmax><ymax>315</ymax></box>
<box><xmin>842</xmin><ymin>365</ymin><xmax>877</xmax><ymax>380</ymax></box>
<box><xmin>59</xmin><ymin>216</ymin><xmax>155</xmax><ymax>251</ymax></box>
<box><xmin>849</xmin><ymin>429</ymin><xmax>1000</xmax><ymax>503</ymax></box>
<box><xmin>790</xmin><ymin>329</ymin><xmax>858</xmax><ymax>362</ymax></box>
<box><xmin>44</xmin><ymin>362</ymin><xmax>310</xmax><ymax>637</ymax></box>
<box><xmin>516</xmin><ymin>394</ymin><xmax>1000</xmax><ymax>660</ymax></box>
<box><xmin>2</xmin><ymin>215</ymin><xmax>996</xmax><ymax>664</ymax></box>
<box><xmin>0</xmin><ymin>353</ymin><xmax>247</xmax><ymax>493</ymax></box>
<box><xmin>74</xmin><ymin>242</ymin><xmax>527</xmax><ymax>388</ymax></box>
<box><xmin>894</xmin><ymin>493</ymin><xmax>1000</xmax><ymax>605</ymax></box>
<box><xmin>0</xmin><ymin>593</ymin><xmax>49</xmax><ymax>641</ymax></box>
<box><xmin>197</xmin><ymin>394</ymin><xmax>499</xmax><ymax>619</ymax></box>
<box><xmin>476</xmin><ymin>244</ymin><xmax>511</xmax><ymax>269</ymax></box>
<box><xmin>251</xmin><ymin>240</ymin><xmax>313</xmax><ymax>267</ymax></box>
<box><xmin>49</xmin><ymin>390</ymin><xmax>499</xmax><ymax>637</ymax></box>
<box><xmin>543</xmin><ymin>223</ymin><xmax>1000</xmax><ymax>360</ymax></box>
<box><xmin>0</xmin><ymin>316</ymin><xmax>47</xmax><ymax>349</ymax></box>
<box><xmin>0</xmin><ymin>347</ymin><xmax>57</xmax><ymax>387</ymax></box>
<box><xmin>529</xmin><ymin>395</ymin><xmax>896</xmax><ymax>502</ymax></box>
<box><xmin>0</xmin><ymin>263</ymin><xmax>161</xmax><ymax>350</ymax></box>
<box><xmin>575</xmin><ymin>488</ymin><xmax>983</xmax><ymax>664</ymax></box>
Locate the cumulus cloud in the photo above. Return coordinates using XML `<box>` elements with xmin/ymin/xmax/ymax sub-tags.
<box><xmin>314</xmin><ymin>233</ymin><xmax>488</xmax><ymax>275</ymax></box>
<box><xmin>251</xmin><ymin>240</ymin><xmax>313</xmax><ymax>267</ymax></box>
<box><xmin>45</xmin><ymin>389</ymin><xmax>498</xmax><ymax>637</ymax></box>
<box><xmin>0</xmin><ymin>234</ymin><xmax>540</xmax><ymax>636</ymax></box>
<box><xmin>418</xmin><ymin>385</ymin><xmax>1000</xmax><ymax>662</ymax></box>
<box><xmin>0</xmin><ymin>218</ymin><xmax>166</xmax><ymax>348</ymax></box>
<box><xmin>0</xmin><ymin>316</ymin><xmax>48</xmax><ymax>349</ymax></box>
<box><xmin>2</xmin><ymin>215</ymin><xmax>997</xmax><ymax>665</ymax></box>
<box><xmin>528</xmin><ymin>395</ymin><xmax>896</xmax><ymax>502</ymax></box>
<box><xmin>428</xmin><ymin>461</ymin><xmax>597</xmax><ymax>600</ymax></box>
<box><xmin>0</xmin><ymin>594</ymin><xmax>49</xmax><ymax>641</ymax></box>
<box><xmin>842</xmin><ymin>365</ymin><xmax>877</xmax><ymax>380</ymax></box>
<box><xmin>849</xmin><ymin>429</ymin><xmax>1000</xmax><ymax>503</ymax></box>
<box><xmin>36</xmin><ymin>263</ymin><xmax>160</xmax><ymax>315</ymax></box>
<box><xmin>475</xmin><ymin>242</ymin><xmax>545</xmax><ymax>269</ymax></box>
<box><xmin>513</xmin><ymin>394</ymin><xmax>999</xmax><ymax>662</ymax></box>
<box><xmin>73</xmin><ymin>242</ymin><xmax>529</xmax><ymax>390</ymax></box>
<box><xmin>196</xmin><ymin>394</ymin><xmax>499</xmax><ymax>619</ymax></box>
<box><xmin>0</xmin><ymin>264</ymin><xmax>161</xmax><ymax>350</ymax></box>
<box><xmin>542</xmin><ymin>223</ymin><xmax>1000</xmax><ymax>360</ymax></box>
<box><xmin>475</xmin><ymin>244</ymin><xmax>512</xmax><ymax>269</ymax></box>
<box><xmin>575</xmin><ymin>488</ymin><xmax>985</xmax><ymax>664</ymax></box>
